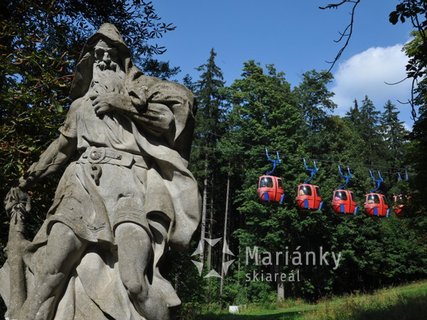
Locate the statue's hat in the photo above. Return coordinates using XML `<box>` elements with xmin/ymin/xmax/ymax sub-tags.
<box><xmin>70</xmin><ymin>23</ymin><xmax>131</xmax><ymax>99</ymax></box>
<box><xmin>85</xmin><ymin>23</ymin><xmax>130</xmax><ymax>57</ymax></box>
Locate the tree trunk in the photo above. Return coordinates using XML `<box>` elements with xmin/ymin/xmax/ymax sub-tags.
<box><xmin>220</xmin><ymin>172</ymin><xmax>231</xmax><ymax>296</ymax></box>
<box><xmin>276</xmin><ymin>264</ymin><xmax>285</xmax><ymax>302</ymax></box>
<box><xmin>199</xmin><ymin>157</ymin><xmax>208</xmax><ymax>267</ymax></box>
<box><xmin>207</xmin><ymin>176</ymin><xmax>214</xmax><ymax>271</ymax></box>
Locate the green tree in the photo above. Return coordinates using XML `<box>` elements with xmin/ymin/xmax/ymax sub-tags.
<box><xmin>292</xmin><ymin>69</ymin><xmax>340</xmax><ymax>191</ymax></box>
<box><xmin>402</xmin><ymin>31</ymin><xmax>427</xmax><ymax>213</ymax></box>
<box><xmin>380</xmin><ymin>100</ymin><xmax>409</xmax><ymax>190</ymax></box>
<box><xmin>381</xmin><ymin>100</ymin><xmax>408</xmax><ymax>166</ymax></box>
<box><xmin>346</xmin><ymin>99</ymin><xmax>362</xmax><ymax>128</ymax></box>
<box><xmin>293</xmin><ymin>70</ymin><xmax>337</xmax><ymax>131</ymax></box>
<box><xmin>189</xmin><ymin>48</ymin><xmax>226</xmax><ymax>299</ymax></box>
<box><xmin>222</xmin><ymin>61</ymin><xmax>337</xmax><ymax>302</ymax></box>
<box><xmin>346</xmin><ymin>96</ymin><xmax>385</xmax><ymax>168</ymax></box>
<box><xmin>194</xmin><ymin>48</ymin><xmax>227</xmax><ymax>149</ymax></box>
<box><xmin>389</xmin><ymin>1</ymin><xmax>427</xmax><ymax>115</ymax></box>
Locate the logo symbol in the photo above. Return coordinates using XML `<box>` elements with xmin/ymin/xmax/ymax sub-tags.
<box><xmin>191</xmin><ymin>237</ymin><xmax>235</xmax><ymax>278</ymax></box>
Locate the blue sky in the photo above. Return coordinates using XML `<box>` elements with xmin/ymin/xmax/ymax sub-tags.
<box><xmin>152</xmin><ymin>1</ymin><xmax>414</xmax><ymax>127</ymax></box>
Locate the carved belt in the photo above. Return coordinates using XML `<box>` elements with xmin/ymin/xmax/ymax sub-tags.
<box><xmin>78</xmin><ymin>147</ymin><xmax>147</xmax><ymax>168</ymax></box>
<box><xmin>78</xmin><ymin>147</ymin><xmax>148</xmax><ymax>186</ymax></box>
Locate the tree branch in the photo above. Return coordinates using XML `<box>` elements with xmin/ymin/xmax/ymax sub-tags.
<box><xmin>320</xmin><ymin>0</ymin><xmax>361</xmax><ymax>72</ymax></box>
<box><xmin>319</xmin><ymin>0</ymin><xmax>352</xmax><ymax>10</ymax></box>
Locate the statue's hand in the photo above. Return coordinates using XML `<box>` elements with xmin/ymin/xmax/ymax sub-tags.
<box><xmin>90</xmin><ymin>93</ymin><xmax>128</xmax><ymax>117</ymax></box>
<box><xmin>4</xmin><ymin>187</ymin><xmax>31</xmax><ymax>218</ymax></box>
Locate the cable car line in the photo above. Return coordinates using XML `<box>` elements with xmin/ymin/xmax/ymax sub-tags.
<box><xmin>191</xmin><ymin>144</ymin><xmax>410</xmax><ymax>175</ymax></box>
<box><xmin>193</xmin><ymin>129</ymin><xmax>412</xmax><ymax>216</ymax></box>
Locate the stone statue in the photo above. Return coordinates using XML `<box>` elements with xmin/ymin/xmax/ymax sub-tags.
<box><xmin>0</xmin><ymin>23</ymin><xmax>201</xmax><ymax>320</ymax></box>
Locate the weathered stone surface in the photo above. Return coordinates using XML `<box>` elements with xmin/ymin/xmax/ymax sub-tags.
<box><xmin>1</xmin><ymin>23</ymin><xmax>200</xmax><ymax>320</ymax></box>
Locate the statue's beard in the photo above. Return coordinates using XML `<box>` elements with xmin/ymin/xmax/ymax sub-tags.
<box><xmin>89</xmin><ymin>61</ymin><xmax>125</xmax><ymax>95</ymax></box>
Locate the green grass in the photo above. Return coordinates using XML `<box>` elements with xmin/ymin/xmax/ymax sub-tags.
<box><xmin>305</xmin><ymin>281</ymin><xmax>427</xmax><ymax>320</ymax></box>
<box><xmin>193</xmin><ymin>280</ymin><xmax>427</xmax><ymax>320</ymax></box>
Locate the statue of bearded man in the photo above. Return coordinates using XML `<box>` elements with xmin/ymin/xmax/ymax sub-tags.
<box><xmin>0</xmin><ymin>23</ymin><xmax>201</xmax><ymax>320</ymax></box>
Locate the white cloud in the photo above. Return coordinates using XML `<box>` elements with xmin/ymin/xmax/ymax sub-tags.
<box><xmin>331</xmin><ymin>45</ymin><xmax>411</xmax><ymax>118</ymax></box>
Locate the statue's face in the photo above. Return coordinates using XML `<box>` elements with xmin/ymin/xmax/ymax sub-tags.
<box><xmin>93</xmin><ymin>39</ymin><xmax>120</xmax><ymax>71</ymax></box>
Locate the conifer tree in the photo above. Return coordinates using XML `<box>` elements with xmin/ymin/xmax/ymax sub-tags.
<box><xmin>380</xmin><ymin>100</ymin><xmax>409</xmax><ymax>179</ymax></box>
<box><xmin>191</xmin><ymin>48</ymin><xmax>226</xmax><ymax>278</ymax></box>
<box><xmin>293</xmin><ymin>70</ymin><xmax>337</xmax><ymax>131</ymax></box>
<box><xmin>345</xmin><ymin>96</ymin><xmax>385</xmax><ymax>169</ymax></box>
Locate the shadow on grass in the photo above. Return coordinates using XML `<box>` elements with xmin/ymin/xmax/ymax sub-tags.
<box><xmin>196</xmin><ymin>294</ymin><xmax>427</xmax><ymax>320</ymax></box>
<box><xmin>349</xmin><ymin>294</ymin><xmax>427</xmax><ymax>320</ymax></box>
<box><xmin>197</xmin><ymin>309</ymin><xmax>304</xmax><ymax>320</ymax></box>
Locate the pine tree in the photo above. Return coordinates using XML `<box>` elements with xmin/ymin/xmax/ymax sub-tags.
<box><xmin>293</xmin><ymin>70</ymin><xmax>337</xmax><ymax>131</ymax></box>
<box><xmin>190</xmin><ymin>48</ymin><xmax>226</xmax><ymax>283</ymax></box>
<box><xmin>347</xmin><ymin>99</ymin><xmax>362</xmax><ymax>127</ymax></box>
<box><xmin>345</xmin><ymin>96</ymin><xmax>385</xmax><ymax>168</ymax></box>
<box><xmin>380</xmin><ymin>100</ymin><xmax>409</xmax><ymax>185</ymax></box>
<box><xmin>381</xmin><ymin>101</ymin><xmax>408</xmax><ymax>163</ymax></box>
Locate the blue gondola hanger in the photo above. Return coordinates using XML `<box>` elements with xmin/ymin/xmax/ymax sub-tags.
<box><xmin>296</xmin><ymin>159</ymin><xmax>323</xmax><ymax>211</ymax></box>
<box><xmin>265</xmin><ymin>147</ymin><xmax>282</xmax><ymax>175</ymax></box>
<box><xmin>332</xmin><ymin>166</ymin><xmax>358</xmax><ymax>215</ymax></box>
<box><xmin>397</xmin><ymin>168</ymin><xmax>409</xmax><ymax>182</ymax></box>
<box><xmin>369</xmin><ymin>170</ymin><xmax>384</xmax><ymax>193</ymax></box>
<box><xmin>303</xmin><ymin>158</ymin><xmax>318</xmax><ymax>184</ymax></box>
<box><xmin>337</xmin><ymin>165</ymin><xmax>353</xmax><ymax>189</ymax></box>
<box><xmin>394</xmin><ymin>168</ymin><xmax>410</xmax><ymax>216</ymax></box>
<box><xmin>365</xmin><ymin>170</ymin><xmax>389</xmax><ymax>217</ymax></box>
<box><xmin>257</xmin><ymin>147</ymin><xmax>285</xmax><ymax>204</ymax></box>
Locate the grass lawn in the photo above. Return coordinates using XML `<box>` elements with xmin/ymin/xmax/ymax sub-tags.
<box><xmin>195</xmin><ymin>280</ymin><xmax>427</xmax><ymax>320</ymax></box>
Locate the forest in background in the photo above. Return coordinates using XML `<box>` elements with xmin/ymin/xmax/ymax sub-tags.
<box><xmin>181</xmin><ymin>53</ymin><xmax>427</xmax><ymax>306</ymax></box>
<box><xmin>1</xmin><ymin>0</ymin><xmax>426</xmax><ymax>315</ymax></box>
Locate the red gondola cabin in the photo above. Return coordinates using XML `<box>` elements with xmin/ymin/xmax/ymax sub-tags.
<box><xmin>296</xmin><ymin>184</ymin><xmax>323</xmax><ymax>211</ymax></box>
<box><xmin>257</xmin><ymin>175</ymin><xmax>285</xmax><ymax>203</ymax></box>
<box><xmin>393</xmin><ymin>194</ymin><xmax>406</xmax><ymax>216</ymax></box>
<box><xmin>364</xmin><ymin>193</ymin><xmax>390</xmax><ymax>217</ymax></box>
<box><xmin>332</xmin><ymin>190</ymin><xmax>358</xmax><ymax>215</ymax></box>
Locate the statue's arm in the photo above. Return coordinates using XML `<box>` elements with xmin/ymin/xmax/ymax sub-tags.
<box><xmin>19</xmin><ymin>134</ymin><xmax>77</xmax><ymax>191</ymax></box>
<box><xmin>90</xmin><ymin>92</ymin><xmax>173</xmax><ymax>136</ymax></box>
<box><xmin>90</xmin><ymin>92</ymin><xmax>144</xmax><ymax>116</ymax></box>
<box><xmin>131</xmin><ymin>103</ymin><xmax>174</xmax><ymax>136</ymax></box>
